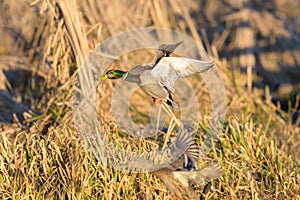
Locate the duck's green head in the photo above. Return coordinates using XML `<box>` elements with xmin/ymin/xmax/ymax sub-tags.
<box><xmin>100</xmin><ymin>70</ymin><xmax>127</xmax><ymax>80</ymax></box>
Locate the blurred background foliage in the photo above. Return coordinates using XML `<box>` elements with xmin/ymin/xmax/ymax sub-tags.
<box><xmin>0</xmin><ymin>0</ymin><xmax>299</xmax><ymax>199</ymax></box>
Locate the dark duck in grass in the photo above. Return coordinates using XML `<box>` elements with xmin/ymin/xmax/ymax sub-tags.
<box><xmin>100</xmin><ymin>41</ymin><xmax>215</xmax><ymax>109</ymax></box>
<box><xmin>127</xmin><ymin>128</ymin><xmax>223</xmax><ymax>200</ymax></box>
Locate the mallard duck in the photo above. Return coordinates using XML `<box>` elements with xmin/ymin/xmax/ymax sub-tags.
<box><xmin>100</xmin><ymin>41</ymin><xmax>215</xmax><ymax>109</ymax></box>
<box><xmin>128</xmin><ymin>129</ymin><xmax>223</xmax><ymax>200</ymax></box>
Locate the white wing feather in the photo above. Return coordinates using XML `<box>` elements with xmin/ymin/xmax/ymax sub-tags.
<box><xmin>161</xmin><ymin>57</ymin><xmax>215</xmax><ymax>76</ymax></box>
<box><xmin>151</xmin><ymin>57</ymin><xmax>214</xmax><ymax>92</ymax></box>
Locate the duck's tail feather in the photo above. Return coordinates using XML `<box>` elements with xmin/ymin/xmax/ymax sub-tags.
<box><xmin>166</xmin><ymin>99</ymin><xmax>178</xmax><ymax>110</ymax></box>
<box><xmin>166</xmin><ymin>93</ymin><xmax>178</xmax><ymax>109</ymax></box>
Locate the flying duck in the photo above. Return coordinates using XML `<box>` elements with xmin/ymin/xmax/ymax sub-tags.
<box><xmin>100</xmin><ymin>41</ymin><xmax>215</xmax><ymax>109</ymax></box>
<box><xmin>127</xmin><ymin>128</ymin><xmax>223</xmax><ymax>200</ymax></box>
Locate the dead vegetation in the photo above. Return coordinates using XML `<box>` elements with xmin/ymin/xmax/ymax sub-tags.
<box><xmin>0</xmin><ymin>0</ymin><xmax>299</xmax><ymax>199</ymax></box>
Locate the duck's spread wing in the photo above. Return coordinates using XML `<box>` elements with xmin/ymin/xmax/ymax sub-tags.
<box><xmin>151</xmin><ymin>57</ymin><xmax>215</xmax><ymax>92</ymax></box>
<box><xmin>161</xmin><ymin>57</ymin><xmax>215</xmax><ymax>77</ymax></box>
<box><xmin>197</xmin><ymin>163</ymin><xmax>224</xmax><ymax>181</ymax></box>
<box><xmin>158</xmin><ymin>41</ymin><xmax>183</xmax><ymax>54</ymax></box>
<box><xmin>154</xmin><ymin>41</ymin><xmax>183</xmax><ymax>64</ymax></box>
<box><xmin>173</xmin><ymin>128</ymin><xmax>202</xmax><ymax>168</ymax></box>
<box><xmin>175</xmin><ymin>163</ymin><xmax>223</xmax><ymax>186</ymax></box>
<box><xmin>174</xmin><ymin>128</ymin><xmax>195</xmax><ymax>156</ymax></box>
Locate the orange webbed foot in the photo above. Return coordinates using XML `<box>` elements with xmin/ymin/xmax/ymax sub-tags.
<box><xmin>153</xmin><ymin>97</ymin><xmax>164</xmax><ymax>105</ymax></box>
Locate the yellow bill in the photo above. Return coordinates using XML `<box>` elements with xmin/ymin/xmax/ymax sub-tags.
<box><xmin>99</xmin><ymin>75</ymin><xmax>108</xmax><ymax>80</ymax></box>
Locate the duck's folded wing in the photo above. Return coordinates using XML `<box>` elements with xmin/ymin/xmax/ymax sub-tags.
<box><xmin>151</xmin><ymin>57</ymin><xmax>215</xmax><ymax>92</ymax></box>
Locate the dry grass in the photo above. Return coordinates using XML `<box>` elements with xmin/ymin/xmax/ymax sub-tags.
<box><xmin>0</xmin><ymin>0</ymin><xmax>299</xmax><ymax>199</ymax></box>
